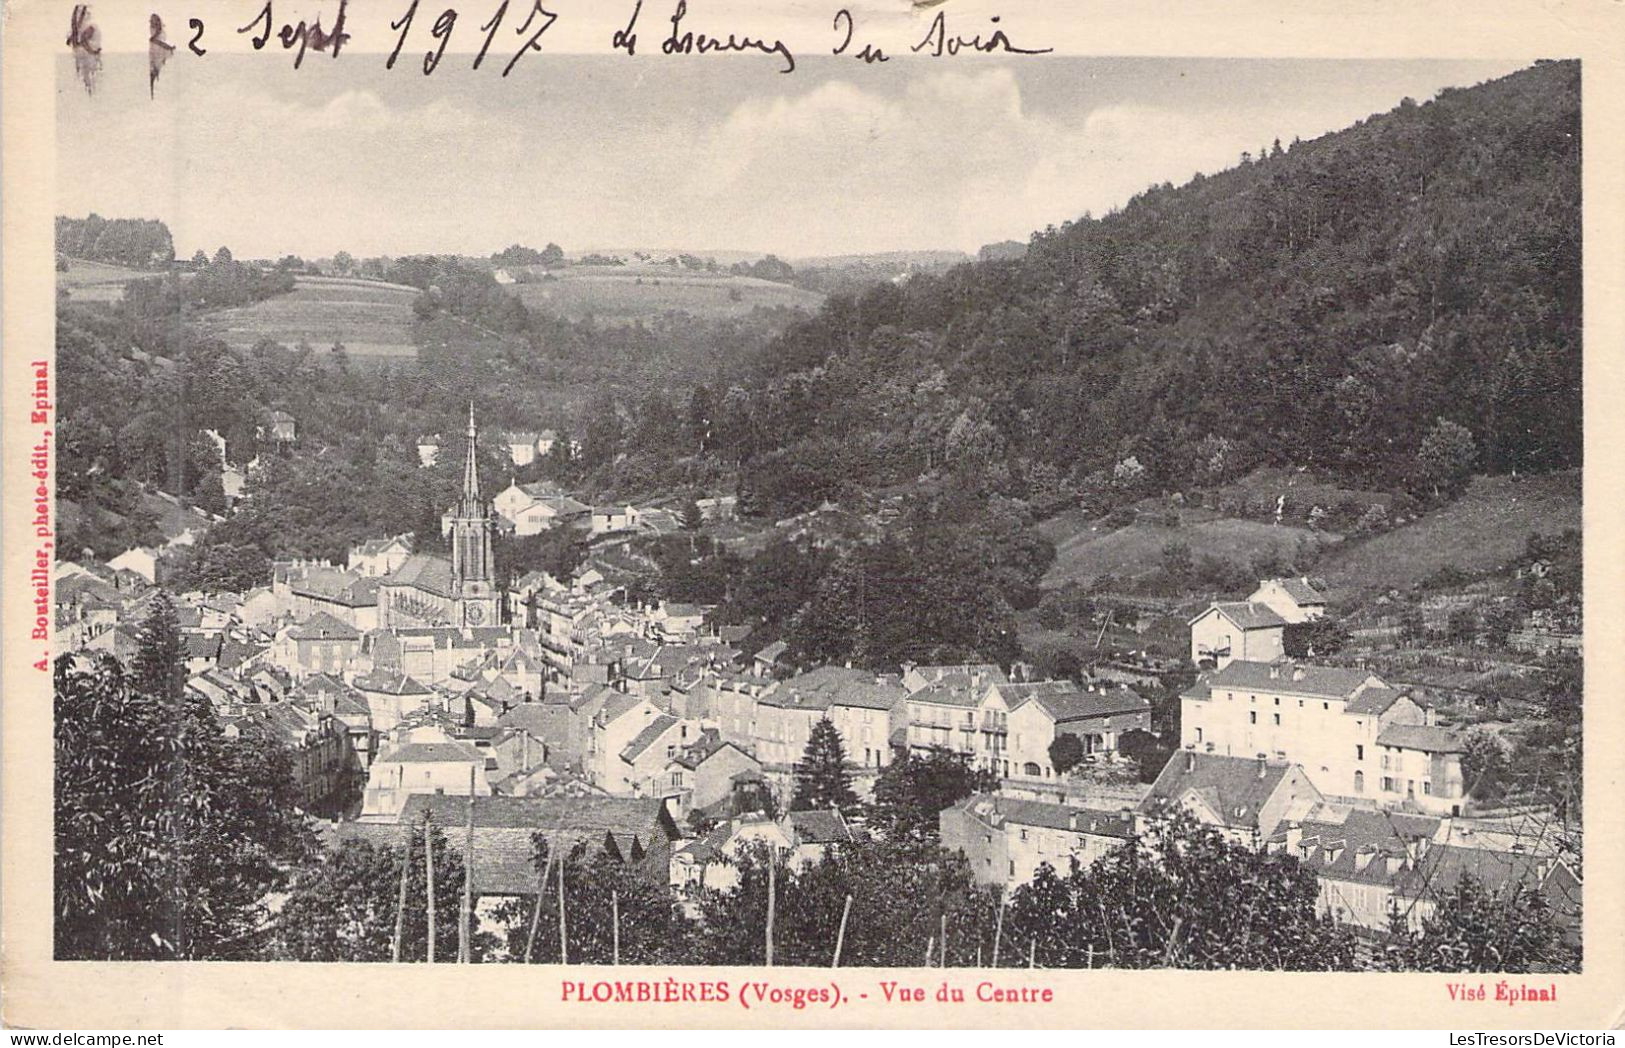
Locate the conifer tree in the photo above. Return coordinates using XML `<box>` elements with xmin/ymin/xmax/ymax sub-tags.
<box><xmin>791</xmin><ymin>718</ymin><xmax>857</xmax><ymax>812</ymax></box>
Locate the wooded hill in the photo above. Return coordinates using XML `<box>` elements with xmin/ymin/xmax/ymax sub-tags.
<box><xmin>701</xmin><ymin>61</ymin><xmax>1578</xmax><ymax>518</ymax></box>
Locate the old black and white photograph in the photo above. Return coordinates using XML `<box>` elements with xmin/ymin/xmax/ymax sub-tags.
<box><xmin>41</xmin><ymin>38</ymin><xmax>1583</xmax><ymax>985</ymax></box>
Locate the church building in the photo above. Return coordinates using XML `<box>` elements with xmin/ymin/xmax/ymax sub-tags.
<box><xmin>379</xmin><ymin>407</ymin><xmax>502</xmax><ymax>629</ymax></box>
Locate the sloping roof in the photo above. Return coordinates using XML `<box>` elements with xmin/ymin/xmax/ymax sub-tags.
<box><xmin>401</xmin><ymin>793</ymin><xmax>674</xmax><ymax>841</ymax></box>
<box><xmin>1004</xmin><ymin>681</ymin><xmax>1149</xmax><ymax>723</ymax></box>
<box><xmin>378</xmin><ymin>741</ymin><xmax>482</xmax><ymax>764</ymax></box>
<box><xmin>353</xmin><ymin>670</ymin><xmax>433</xmax><ymax>695</ymax></box>
<box><xmin>184</xmin><ymin>633</ymin><xmax>222</xmax><ymax>659</ymax></box>
<box><xmin>1199</xmin><ymin>660</ymin><xmax>1385</xmax><ymax>701</ymax></box>
<box><xmin>620</xmin><ymin>714</ymin><xmax>679</xmax><ymax>763</ymax></box>
<box><xmin>1284</xmin><ymin>805</ymin><xmax>1441</xmax><ymax>887</ymax></box>
<box><xmin>955</xmin><ymin>793</ymin><xmax>1136</xmax><ymax>838</ymax></box>
<box><xmin>786</xmin><ymin>809</ymin><xmax>852</xmax><ymax>845</ymax></box>
<box><xmin>1142</xmin><ymin>751</ymin><xmax>1303</xmax><ymax>831</ymax></box>
<box><xmin>1344</xmin><ymin>686</ymin><xmax>1409</xmax><ymax>716</ymax></box>
<box><xmin>755</xmin><ymin>640</ymin><xmax>788</xmax><ymax>662</ymax></box>
<box><xmin>1193</xmin><ymin>601</ymin><xmax>1288</xmax><ymax>630</ymax></box>
<box><xmin>1394</xmin><ymin>844</ymin><xmax>1547</xmax><ymax>901</ymax></box>
<box><xmin>1377</xmin><ymin>723</ymin><xmax>1467</xmax><ymax>754</ymax></box>
<box><xmin>287</xmin><ymin>612</ymin><xmax>360</xmax><ymax>642</ymax></box>
<box><xmin>774</xmin><ymin>665</ymin><xmax>905</xmax><ymax>712</ymax></box>
<box><xmin>385</xmin><ymin>554</ymin><xmax>456</xmax><ymax>599</ymax></box>
<box><xmin>597</xmin><ymin>691</ymin><xmax>646</xmax><ymax>726</ymax></box>
<box><xmin>291</xmin><ymin>567</ymin><xmax>380</xmax><ymax>606</ymax></box>
<box><xmin>1274</xmin><ymin>576</ymin><xmax>1329</xmax><ymax>605</ymax></box>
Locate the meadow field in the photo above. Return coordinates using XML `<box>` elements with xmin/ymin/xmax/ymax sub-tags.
<box><xmin>1314</xmin><ymin>470</ymin><xmax>1581</xmax><ymax>599</ymax></box>
<box><xmin>510</xmin><ymin>265</ymin><xmax>823</xmax><ymax>323</ymax></box>
<box><xmin>201</xmin><ymin>276</ymin><xmax>420</xmax><ymax>359</ymax></box>
<box><xmin>56</xmin><ymin>258</ymin><xmax>153</xmax><ymax>303</ymax></box>
<box><xmin>1038</xmin><ymin>511</ymin><xmax>1335</xmax><ymax>590</ymax></box>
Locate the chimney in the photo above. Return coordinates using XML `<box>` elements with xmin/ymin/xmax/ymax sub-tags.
<box><xmin>1069</xmin><ymin>813</ymin><xmax>1080</xmax><ymax>832</ymax></box>
<box><xmin>1256</xmin><ymin>754</ymin><xmax>1268</xmax><ymax>779</ymax></box>
<box><xmin>1184</xmin><ymin>751</ymin><xmax>1196</xmax><ymax>773</ymax></box>
<box><xmin>1284</xmin><ymin>824</ymin><xmax>1303</xmax><ymax>852</ymax></box>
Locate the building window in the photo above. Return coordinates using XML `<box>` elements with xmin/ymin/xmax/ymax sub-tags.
<box><xmin>1354</xmin><ymin>771</ymin><xmax>1364</xmax><ymax>793</ymax></box>
<box><xmin>1382</xmin><ymin>777</ymin><xmax>1394</xmax><ymax>792</ymax></box>
<box><xmin>1272</xmin><ymin>713</ymin><xmax>1281</xmax><ymax>726</ymax></box>
<box><xmin>1423</xmin><ymin>781</ymin><xmax>1432</xmax><ymax>796</ymax></box>
<box><xmin>1195</xmin><ymin>727</ymin><xmax>1204</xmax><ymax>743</ymax></box>
<box><xmin>1249</xmin><ymin>711</ymin><xmax>1257</xmax><ymax>724</ymax></box>
<box><xmin>1356</xmin><ymin>745</ymin><xmax>1364</xmax><ymax>760</ymax></box>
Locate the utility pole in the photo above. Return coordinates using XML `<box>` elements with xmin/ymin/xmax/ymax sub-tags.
<box><xmin>764</xmin><ymin>858</ymin><xmax>776</xmax><ymax>967</ymax></box>
<box><xmin>460</xmin><ymin>765</ymin><xmax>475</xmax><ymax>963</ymax></box>
<box><xmin>424</xmin><ymin>811</ymin><xmax>436</xmax><ymax>963</ymax></box>
<box><xmin>991</xmin><ymin>894</ymin><xmax>1006</xmax><ymax>967</ymax></box>
<box><xmin>390</xmin><ymin>822</ymin><xmax>411</xmax><ymax>963</ymax></box>
<box><xmin>557</xmin><ymin>846</ymin><xmax>569</xmax><ymax>964</ymax></box>
<box><xmin>831</xmin><ymin>894</ymin><xmax>852</xmax><ymax>968</ymax></box>
<box><xmin>523</xmin><ymin>845</ymin><xmax>549</xmax><ymax>964</ymax></box>
<box><xmin>611</xmin><ymin>891</ymin><xmax>620</xmax><ymax>965</ymax></box>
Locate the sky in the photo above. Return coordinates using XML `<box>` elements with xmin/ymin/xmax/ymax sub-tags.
<box><xmin>56</xmin><ymin>55</ymin><xmax>1530</xmax><ymax>261</ymax></box>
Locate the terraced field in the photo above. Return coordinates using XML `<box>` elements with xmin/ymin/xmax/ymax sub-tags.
<box><xmin>201</xmin><ymin>276</ymin><xmax>420</xmax><ymax>358</ymax></box>
<box><xmin>510</xmin><ymin>265</ymin><xmax>822</xmax><ymax>323</ymax></box>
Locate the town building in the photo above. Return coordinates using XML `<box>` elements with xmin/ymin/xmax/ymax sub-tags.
<box><xmin>1139</xmin><ymin>750</ymin><xmax>1324</xmax><ymax>844</ymax></box>
<box><xmin>1001</xmin><ymin>680</ymin><xmax>1152</xmax><ymax>780</ymax></box>
<box><xmin>1180</xmin><ymin>660</ymin><xmax>1466</xmax><ymax>816</ymax></box>
<box><xmin>360</xmin><ymin>730</ymin><xmax>492</xmax><ymax>820</ymax></box>
<box><xmin>1188</xmin><ymin>601</ymin><xmax>1287</xmax><ymax>669</ymax></box>
<box><xmin>942</xmin><ymin>793</ymin><xmax>1136</xmax><ymax>887</ymax></box>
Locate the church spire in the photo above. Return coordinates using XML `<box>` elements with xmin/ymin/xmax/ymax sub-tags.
<box><xmin>461</xmin><ymin>401</ymin><xmax>480</xmax><ymax>510</ymax></box>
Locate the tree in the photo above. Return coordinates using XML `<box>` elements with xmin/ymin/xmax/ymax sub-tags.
<box><xmin>1160</xmin><ymin>541</ymin><xmax>1193</xmax><ymax>585</ymax></box>
<box><xmin>1117</xmin><ymin>729</ymin><xmax>1175</xmax><ymax>783</ymax></box>
<box><xmin>494</xmin><ymin>835</ymin><xmax>691</xmax><ymax>964</ymax></box>
<box><xmin>54</xmin><ymin>643</ymin><xmax>312</xmax><ymax>960</ymax></box>
<box><xmin>1447</xmin><ymin>606</ymin><xmax>1479</xmax><ymax>646</ymax></box>
<box><xmin>693</xmin><ymin>835</ymin><xmax>998</xmax><ymax>967</ymax></box>
<box><xmin>1048</xmin><ymin>732</ymin><xmax>1085</xmax><ymax>774</ymax></box>
<box><xmin>792</xmin><ymin>718</ymin><xmax>857</xmax><ymax>813</ymax></box>
<box><xmin>1461</xmin><ymin>732</ymin><xmax>1510</xmax><ymax>804</ymax></box>
<box><xmin>1283</xmin><ymin>619</ymin><xmax>1351</xmax><ymax>658</ymax></box>
<box><xmin>133</xmin><ymin>590</ymin><xmax>186</xmax><ymax>702</ymax></box>
<box><xmin>867</xmin><ymin>747</ymin><xmax>998</xmax><ymax>844</ymax></box>
<box><xmin>332</xmin><ymin>250</ymin><xmax>355</xmax><ymax>276</ymax></box>
<box><xmin>191</xmin><ymin>248</ymin><xmax>208</xmax><ymax>266</ymax></box>
<box><xmin>1418</xmin><ymin>418</ymin><xmax>1477</xmax><ymax>497</ymax></box>
<box><xmin>679</xmin><ymin>497</ymin><xmax>703</xmax><ymax>532</ymax></box>
<box><xmin>1005</xmin><ymin>813</ymin><xmax>1356</xmax><ymax>969</ymax></box>
<box><xmin>272</xmin><ymin>821</ymin><xmax>485</xmax><ymax>962</ymax></box>
<box><xmin>1384</xmin><ymin>875</ymin><xmax>1577</xmax><ymax>973</ymax></box>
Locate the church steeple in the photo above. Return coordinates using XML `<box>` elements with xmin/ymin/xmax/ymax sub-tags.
<box><xmin>449</xmin><ymin>403</ymin><xmax>497</xmax><ymax>626</ymax></box>
<box><xmin>459</xmin><ymin>401</ymin><xmax>481</xmax><ymax>516</ymax></box>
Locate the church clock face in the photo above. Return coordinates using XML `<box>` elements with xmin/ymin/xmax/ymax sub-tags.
<box><xmin>466</xmin><ymin>604</ymin><xmax>485</xmax><ymax>624</ymax></box>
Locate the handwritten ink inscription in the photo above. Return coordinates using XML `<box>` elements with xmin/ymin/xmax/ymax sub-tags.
<box><xmin>68</xmin><ymin>1</ymin><xmax>1050</xmax><ymax>93</ymax></box>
